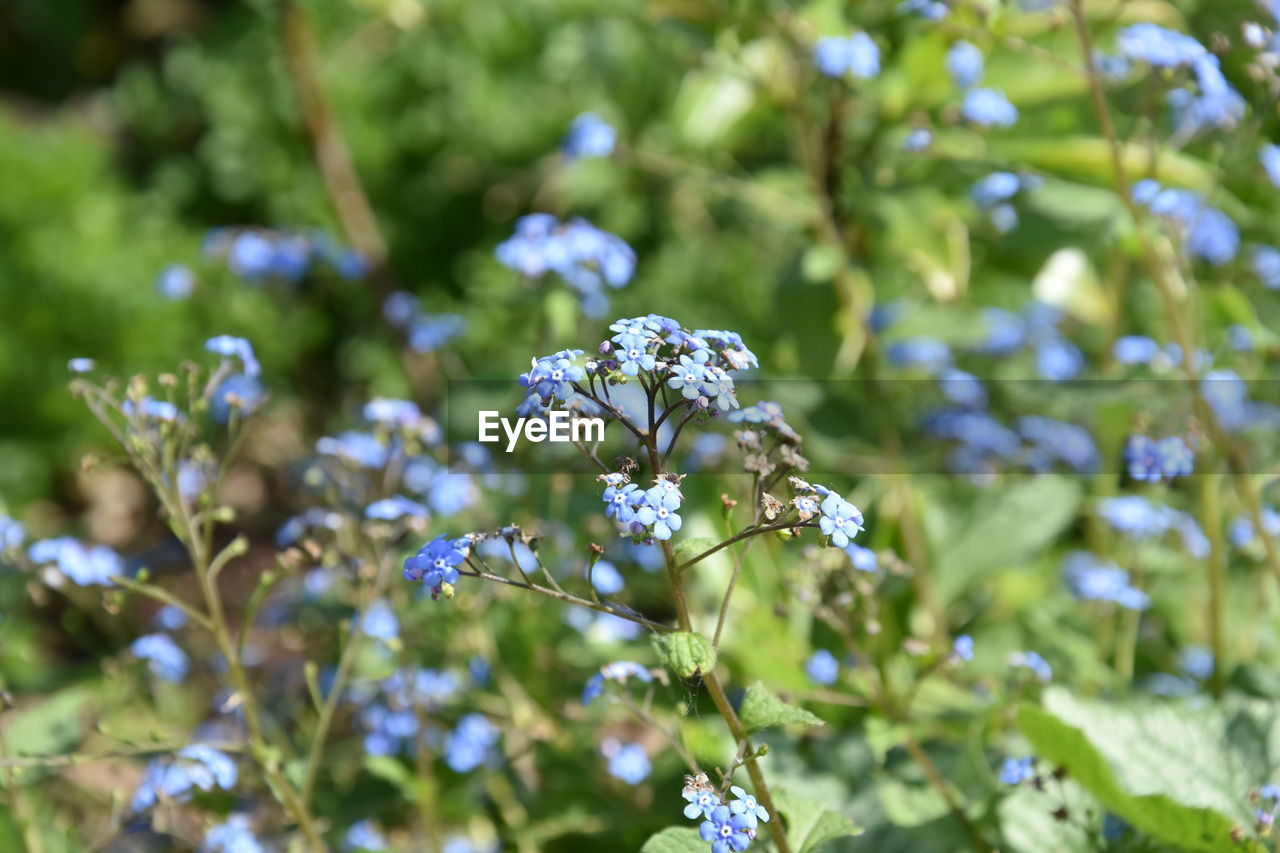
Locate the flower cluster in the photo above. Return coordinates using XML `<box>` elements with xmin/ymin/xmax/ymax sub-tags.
<box><xmin>381</xmin><ymin>291</ymin><xmax>466</xmax><ymax>353</ymax></box>
<box><xmin>1115</xmin><ymin>24</ymin><xmax>1244</xmax><ymax>135</ymax></box>
<box><xmin>131</xmin><ymin>633</ymin><xmax>190</xmax><ymax>683</ymax></box>
<box><xmin>969</xmin><ymin>172</ymin><xmax>1041</xmax><ymax>232</ymax></box>
<box><xmin>1009</xmin><ymin>650</ymin><xmax>1053</xmax><ymax>683</ymax></box>
<box><xmin>203</xmin><ymin>815</ymin><xmax>265</xmax><ymax>853</ymax></box>
<box><xmin>131</xmin><ymin>745</ymin><xmax>238</xmax><ymax>812</ymax></box>
<box><xmin>680</xmin><ymin>778</ymin><xmax>771</xmax><ymax>853</ymax></box>
<box><xmin>27</xmin><ymin>537</ymin><xmax>123</xmax><ymax>587</ymax></box>
<box><xmin>495</xmin><ymin>215</ymin><xmax>636</xmax><ymax>317</ymax></box>
<box><xmin>202</xmin><ymin>227</ymin><xmax>366</xmax><ymax>283</ymax></box>
<box><xmin>601</xmin><ymin>473</ymin><xmax>686</xmax><ymax>541</ymax></box>
<box><xmin>1061</xmin><ymin>551</ymin><xmax>1150</xmax><ymax>611</ymax></box>
<box><xmin>403</xmin><ymin>534</ymin><xmax>471</xmax><ymax>598</ymax></box>
<box><xmin>1132</xmin><ymin>179</ymin><xmax>1239</xmax><ymax>266</ymax></box>
<box><xmin>582</xmin><ymin>660</ymin><xmax>653</xmax><ymax>705</ymax></box>
<box><xmin>1097</xmin><ymin>495</ymin><xmax>1209</xmax><ymax>558</ymax></box>
<box><xmin>999</xmin><ymin>756</ymin><xmax>1037</xmax><ymax>786</ymax></box>
<box><xmin>813</xmin><ymin>32</ymin><xmax>880</xmax><ymax>79</ymax></box>
<box><xmin>354</xmin><ymin>668</ymin><xmax>462</xmax><ymax>756</ymax></box>
<box><xmin>1124</xmin><ymin>434</ymin><xmax>1194</xmax><ymax>482</ymax></box>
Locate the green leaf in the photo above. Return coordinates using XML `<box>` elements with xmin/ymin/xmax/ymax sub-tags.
<box><xmin>639</xmin><ymin>827</ymin><xmax>706</xmax><ymax>853</ymax></box>
<box><xmin>651</xmin><ymin>632</ymin><xmax>717</xmax><ymax>679</ymax></box>
<box><xmin>932</xmin><ymin>476</ymin><xmax>1082</xmax><ymax>604</ymax></box>
<box><xmin>739</xmin><ymin>682</ymin><xmax>823</xmax><ymax>734</ymax></box>
<box><xmin>1018</xmin><ymin>693</ymin><xmax>1263</xmax><ymax>853</ymax></box>
<box><xmin>673</xmin><ymin>537</ymin><xmax>719</xmax><ymax>567</ymax></box>
<box><xmin>775</xmin><ymin>786</ymin><xmax>863</xmax><ymax>852</ymax></box>
<box><xmin>4</xmin><ymin>684</ymin><xmax>94</xmax><ymax>757</ymax></box>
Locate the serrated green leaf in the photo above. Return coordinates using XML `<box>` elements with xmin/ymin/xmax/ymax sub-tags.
<box><xmin>775</xmin><ymin>786</ymin><xmax>863</xmax><ymax>852</ymax></box>
<box><xmin>639</xmin><ymin>827</ymin><xmax>705</xmax><ymax>853</ymax></box>
<box><xmin>652</xmin><ymin>632</ymin><xmax>717</xmax><ymax>679</ymax></box>
<box><xmin>1018</xmin><ymin>694</ymin><xmax>1263</xmax><ymax>853</ymax></box>
<box><xmin>739</xmin><ymin>682</ymin><xmax>823</xmax><ymax>734</ymax></box>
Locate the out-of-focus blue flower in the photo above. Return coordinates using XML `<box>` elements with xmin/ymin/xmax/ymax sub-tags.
<box><xmin>844</xmin><ymin>543</ymin><xmax>878</xmax><ymax>572</ymax></box>
<box><xmin>365</xmin><ymin>494</ymin><xmax>429</xmax><ymax>521</ymax></box>
<box><xmin>953</xmin><ymin>634</ymin><xmax>974</xmax><ymax>661</ymax></box>
<box><xmin>1254</xmin><ymin>246</ymin><xmax>1280</xmax><ymax>289</ymax></box>
<box><xmin>153</xmin><ymin>604</ymin><xmax>187</xmax><ymax>631</ymax></box>
<box><xmin>1062</xmin><ymin>552</ymin><xmax>1150</xmax><ymax>610</ymax></box>
<box><xmin>1097</xmin><ymin>495</ymin><xmax>1173</xmax><ymax>539</ymax></box>
<box><xmin>1228</xmin><ymin>505</ymin><xmax>1280</xmax><ymax>548</ymax></box>
<box><xmin>131</xmin><ymin>745</ymin><xmax>238</xmax><ymax>812</ymax></box>
<box><xmin>1125</xmin><ymin>434</ymin><xmax>1194</xmax><ymax>482</ymax></box>
<box><xmin>1262</xmin><ymin>144</ymin><xmax>1280</xmax><ymax>188</ymax></box>
<box><xmin>1000</xmin><ymin>756</ymin><xmax>1036</xmax><ymax>785</ymax></box>
<box><xmin>1017</xmin><ymin>416</ymin><xmax>1099</xmax><ymax>474</ymax></box>
<box><xmin>962</xmin><ymin>88</ymin><xmax>1018</xmax><ymax>127</ymax></box>
<box><xmin>1094</xmin><ymin>51</ymin><xmax>1130</xmax><ymax>80</ymax></box>
<box><xmin>211</xmin><ymin>374</ymin><xmax>265</xmax><ymax>423</ymax></box>
<box><xmin>805</xmin><ymin>649</ymin><xmax>839</xmax><ymax>686</ymax></box>
<box><xmin>28</xmin><ymin>538</ymin><xmax>121</xmax><ymax>586</ymax></box>
<box><xmin>202</xmin><ymin>815</ymin><xmax>264</xmax><ymax>853</ymax></box>
<box><xmin>359</xmin><ymin>599</ymin><xmax>400</xmax><ymax>643</ymax></box>
<box><xmin>1166</xmin><ymin>56</ymin><xmax>1246</xmax><ymax>135</ymax></box>
<box><xmin>408</xmin><ymin>314</ymin><xmax>466</xmax><ymax>353</ymax></box>
<box><xmin>814</xmin><ymin>32</ymin><xmax>881</xmax><ymax>79</ymax></box>
<box><xmin>1179</xmin><ymin>645</ymin><xmax>1214</xmax><ymax>680</ymax></box>
<box><xmin>156</xmin><ymin>265</ymin><xmax>195</xmax><ymax>300</ymax></box>
<box><xmin>1113</xmin><ymin>335</ymin><xmax>1159</xmax><ymax>364</ymax></box>
<box><xmin>563</xmin><ymin>113</ymin><xmax>616</xmax><ymax>159</ymax></box>
<box><xmin>972</xmin><ymin>308</ymin><xmax>1026</xmax><ymax>355</ymax></box>
<box><xmin>1185</xmin><ymin>205</ymin><xmax>1240</xmax><ymax>265</ymax></box>
<box><xmin>590</xmin><ymin>559</ymin><xmax>625</xmax><ymax>594</ymax></box>
<box><xmin>582</xmin><ymin>660</ymin><xmax>652</xmax><ymax>705</ymax></box>
<box><xmin>67</xmin><ymin>357</ymin><xmax>95</xmax><ymax>373</ymax></box>
<box><xmin>496</xmin><ymin>216</ymin><xmax>635</xmax><ymax>317</ymax></box>
<box><xmin>1116</xmin><ymin>23</ymin><xmax>1207</xmax><ymax>67</ymax></box>
<box><xmin>124</xmin><ymin>397</ymin><xmax>184</xmax><ymax>423</ymax></box>
<box><xmin>938</xmin><ymin>368</ymin><xmax>987</xmax><ymax>408</ymax></box>
<box><xmin>1227</xmin><ymin>324</ymin><xmax>1254</xmax><ymax>352</ymax></box>
<box><xmin>1202</xmin><ymin>369</ymin><xmax>1279</xmax><ymax>432</ymax></box>
<box><xmin>316</xmin><ymin>431</ymin><xmax>390</xmax><ymax>468</ymax></box>
<box><xmin>887</xmin><ymin>337</ymin><xmax>952</xmax><ymax>374</ymax></box>
<box><xmin>1010</xmin><ymin>650</ymin><xmax>1053</xmax><ymax>683</ymax></box>
<box><xmin>0</xmin><ymin>515</ymin><xmax>25</xmax><ymax>553</ymax></box>
<box><xmin>970</xmin><ymin>172</ymin><xmax>1022</xmax><ymax>209</ymax></box>
<box><xmin>1035</xmin><ymin>338</ymin><xmax>1083</xmax><ymax>381</ymax></box>
<box><xmin>444</xmin><ymin>713</ymin><xmax>499</xmax><ymax>773</ymax></box>
<box><xmin>899</xmin><ymin>0</ymin><xmax>949</xmax><ymax>18</ymax></box>
<box><xmin>205</xmin><ymin>335</ymin><xmax>261</xmax><ymax>378</ymax></box>
<box><xmin>946</xmin><ymin>40</ymin><xmax>984</xmax><ymax>87</ymax></box>
<box><xmin>131</xmin><ymin>634</ymin><xmax>190</xmax><ymax>682</ymax></box>
<box><xmin>903</xmin><ymin>128</ymin><xmax>933</xmax><ymax>151</ymax></box>
<box><xmin>343</xmin><ymin>821</ymin><xmax>387</xmax><ymax>851</ymax></box>
<box><xmin>601</xmin><ymin>738</ymin><xmax>651</xmax><ymax>784</ymax></box>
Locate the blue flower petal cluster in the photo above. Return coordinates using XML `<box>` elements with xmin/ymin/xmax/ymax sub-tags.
<box><xmin>202</xmin><ymin>815</ymin><xmax>265</xmax><ymax>853</ymax></box>
<box><xmin>204</xmin><ymin>227</ymin><xmax>365</xmax><ymax>282</ymax></box>
<box><xmin>1124</xmin><ymin>434</ymin><xmax>1194</xmax><ymax>482</ymax></box>
<box><xmin>961</xmin><ymin>88</ymin><xmax>1018</xmax><ymax>127</ymax></box>
<box><xmin>563</xmin><ymin>113</ymin><xmax>616</xmax><ymax>159</ymax></box>
<box><xmin>814</xmin><ymin>32</ymin><xmax>880</xmax><ymax>79</ymax></box>
<box><xmin>1061</xmin><ymin>551</ymin><xmax>1150</xmax><ymax>611</ymax></box>
<box><xmin>444</xmin><ymin>712</ymin><xmax>500</xmax><ymax>772</ymax></box>
<box><xmin>582</xmin><ymin>660</ymin><xmax>652</xmax><ymax>705</ymax></box>
<box><xmin>131</xmin><ymin>633</ymin><xmax>190</xmax><ymax>682</ymax></box>
<box><xmin>27</xmin><ymin>538</ymin><xmax>122</xmax><ymax>586</ymax></box>
<box><xmin>680</xmin><ymin>783</ymin><xmax>770</xmax><ymax>853</ymax></box>
<box><xmin>403</xmin><ymin>534</ymin><xmax>470</xmax><ymax>595</ymax></box>
<box><xmin>131</xmin><ymin>745</ymin><xmax>238</xmax><ymax>812</ymax></box>
<box><xmin>495</xmin><ymin>215</ymin><xmax>636</xmax><ymax>317</ymax></box>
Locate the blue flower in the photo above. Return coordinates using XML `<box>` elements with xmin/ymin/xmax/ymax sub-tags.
<box><xmin>1185</xmin><ymin>205</ymin><xmax>1239</xmax><ymax>265</ymax></box>
<box><xmin>202</xmin><ymin>815</ymin><xmax>264</xmax><ymax>853</ymax></box>
<box><xmin>153</xmin><ymin>604</ymin><xmax>187</xmax><ymax>631</ymax></box>
<box><xmin>946</xmin><ymin>40</ymin><xmax>984</xmax><ymax>87</ymax></box>
<box><xmin>495</xmin><ymin>216</ymin><xmax>635</xmax><ymax>315</ymax></box>
<box><xmin>155</xmin><ymin>264</ymin><xmax>195</xmax><ymax>300</ymax></box>
<box><xmin>403</xmin><ymin>534</ymin><xmax>468</xmax><ymax>589</ymax></box>
<box><xmin>1254</xmin><ymin>245</ymin><xmax>1280</xmax><ymax>289</ymax></box>
<box><xmin>343</xmin><ymin>820</ymin><xmax>388</xmax><ymax>851</ymax></box>
<box><xmin>844</xmin><ymin>543</ymin><xmax>878</xmax><ymax>572</ymax></box>
<box><xmin>359</xmin><ymin>599</ymin><xmax>400</xmax><ymax>642</ymax></box>
<box><xmin>887</xmin><ymin>338</ymin><xmax>952</xmax><ymax>374</ymax></box>
<box><xmin>1062</xmin><ymin>552</ymin><xmax>1149</xmax><ymax>611</ymax></box>
<box><xmin>899</xmin><ymin>0</ymin><xmax>950</xmax><ymax>18</ymax></box>
<box><xmin>700</xmin><ymin>805</ymin><xmax>752</xmax><ymax>853</ymax></box>
<box><xmin>131</xmin><ymin>634</ymin><xmax>190</xmax><ymax>682</ymax></box>
<box><xmin>903</xmin><ymin>128</ymin><xmax>932</xmax><ymax>151</ymax></box>
<box><xmin>1097</xmin><ymin>496</ymin><xmax>1174</xmax><ymax>539</ymax></box>
<box><xmin>1010</xmin><ymin>651</ymin><xmax>1052</xmax><ymax>683</ymax></box>
<box><xmin>962</xmin><ymin>88</ymin><xmax>1018</xmax><ymax>127</ymax></box>
<box><xmin>953</xmin><ymin>634</ymin><xmax>974</xmax><ymax>662</ymax></box>
<box><xmin>818</xmin><ymin>493</ymin><xmax>864</xmax><ymax>548</ymax></box>
<box><xmin>444</xmin><ymin>713</ymin><xmax>499</xmax><ymax>772</ymax></box>
<box><xmin>1116</xmin><ymin>23</ymin><xmax>1206</xmax><ymax>67</ymax></box>
<box><xmin>805</xmin><ymin>649</ymin><xmax>839</xmax><ymax>686</ymax></box>
<box><xmin>938</xmin><ymin>368</ymin><xmax>987</xmax><ymax>408</ymax></box>
<box><xmin>684</xmin><ymin>788</ymin><xmax>722</xmax><ymax>820</ymax></box>
<box><xmin>591</xmin><ymin>559</ymin><xmax>625</xmax><ymax>594</ymax></box>
<box><xmin>604</xmin><ymin>483</ymin><xmax>644</xmax><ymax>524</ymax></box>
<box><xmin>520</xmin><ymin>351</ymin><xmax>587</xmax><ymax>405</ymax></box>
<box><xmin>603</xmin><ymin>739</ymin><xmax>651</xmax><ymax>785</ymax></box>
<box><xmin>205</xmin><ymin>335</ymin><xmax>261</xmax><ymax>378</ymax></box>
<box><xmin>635</xmin><ymin>495</ymin><xmax>683</xmax><ymax>540</ymax></box>
<box><xmin>131</xmin><ymin>745</ymin><xmax>238</xmax><ymax>812</ymax></box>
<box><xmin>1179</xmin><ymin>646</ymin><xmax>1214</xmax><ymax>680</ymax></box>
<box><xmin>814</xmin><ymin>33</ymin><xmax>880</xmax><ymax>79</ymax></box>
<box><xmin>0</xmin><ymin>515</ymin><xmax>25</xmax><ymax>553</ymax></box>
<box><xmin>563</xmin><ymin>112</ymin><xmax>617</xmax><ymax>159</ymax></box>
<box><xmin>972</xmin><ymin>307</ymin><xmax>1026</xmax><ymax>355</ymax></box>
<box><xmin>970</xmin><ymin>172</ymin><xmax>1022</xmax><ymax>209</ymax></box>
<box><xmin>365</xmin><ymin>494</ymin><xmax>429</xmax><ymax>521</ymax></box>
<box><xmin>67</xmin><ymin>357</ymin><xmax>95</xmax><ymax>373</ymax></box>
<box><xmin>124</xmin><ymin>397</ymin><xmax>184</xmax><ymax>423</ymax></box>
<box><xmin>999</xmin><ymin>756</ymin><xmax>1036</xmax><ymax>785</ymax></box>
<box><xmin>364</xmin><ymin>398</ymin><xmax>423</xmax><ymax>429</ymax></box>
<box><xmin>1035</xmin><ymin>338</ymin><xmax>1083</xmax><ymax>381</ymax></box>
<box><xmin>1125</xmin><ymin>435</ymin><xmax>1194</xmax><ymax>482</ymax></box>
<box><xmin>729</xmin><ymin>785</ymin><xmax>770</xmax><ymax>829</ymax></box>
<box><xmin>211</xmin><ymin>374</ymin><xmax>265</xmax><ymax>422</ymax></box>
<box><xmin>27</xmin><ymin>538</ymin><xmax>121</xmax><ymax>586</ymax></box>
<box><xmin>1016</xmin><ymin>417</ymin><xmax>1099</xmax><ymax>473</ymax></box>
<box><xmin>316</xmin><ymin>431</ymin><xmax>391</xmax><ymax>468</ymax></box>
<box><xmin>1262</xmin><ymin>144</ymin><xmax>1280</xmax><ymax>189</ymax></box>
<box><xmin>408</xmin><ymin>314</ymin><xmax>466</xmax><ymax>353</ymax></box>
<box><xmin>1113</xmin><ymin>335</ymin><xmax>1159</xmax><ymax>364</ymax></box>
<box><xmin>582</xmin><ymin>661</ymin><xmax>652</xmax><ymax>705</ymax></box>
